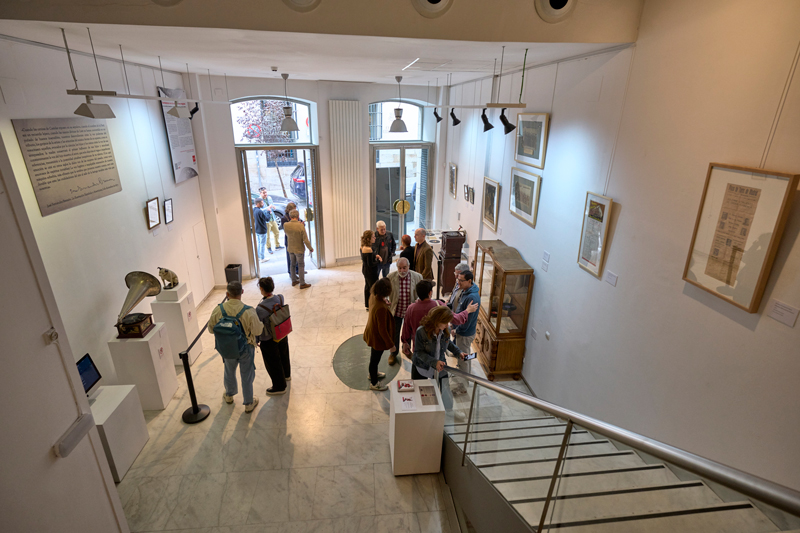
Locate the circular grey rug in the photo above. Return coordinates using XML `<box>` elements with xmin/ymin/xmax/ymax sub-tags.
<box><xmin>332</xmin><ymin>335</ymin><xmax>401</xmax><ymax>391</ymax></box>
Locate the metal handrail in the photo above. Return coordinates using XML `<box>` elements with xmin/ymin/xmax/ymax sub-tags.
<box><xmin>444</xmin><ymin>366</ymin><xmax>800</xmax><ymax>517</ymax></box>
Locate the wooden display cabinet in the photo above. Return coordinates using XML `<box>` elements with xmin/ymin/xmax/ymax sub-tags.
<box><xmin>473</xmin><ymin>240</ymin><xmax>534</xmax><ymax>380</ymax></box>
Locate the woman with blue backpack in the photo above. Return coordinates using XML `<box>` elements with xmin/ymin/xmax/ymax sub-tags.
<box><xmin>256</xmin><ymin>277</ymin><xmax>292</xmax><ymax>395</ymax></box>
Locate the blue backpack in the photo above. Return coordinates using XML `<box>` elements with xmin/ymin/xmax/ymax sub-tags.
<box><xmin>212</xmin><ymin>304</ymin><xmax>251</xmax><ymax>359</ymax></box>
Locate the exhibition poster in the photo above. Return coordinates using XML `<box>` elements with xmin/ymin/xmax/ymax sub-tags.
<box><xmin>157</xmin><ymin>87</ymin><xmax>199</xmax><ymax>183</ymax></box>
<box><xmin>12</xmin><ymin>117</ymin><xmax>122</xmax><ymax>216</ymax></box>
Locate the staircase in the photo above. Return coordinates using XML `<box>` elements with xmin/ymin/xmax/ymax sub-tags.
<box><xmin>443</xmin><ymin>386</ymin><xmax>798</xmax><ymax>533</ymax></box>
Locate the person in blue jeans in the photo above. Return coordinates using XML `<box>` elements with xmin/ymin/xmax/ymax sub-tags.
<box><xmin>253</xmin><ymin>199</ymin><xmax>269</xmax><ymax>263</ymax></box>
<box><xmin>451</xmin><ymin>270</ymin><xmax>480</xmax><ymax>372</ymax></box>
<box><xmin>207</xmin><ymin>281</ymin><xmax>264</xmax><ymax>413</ymax></box>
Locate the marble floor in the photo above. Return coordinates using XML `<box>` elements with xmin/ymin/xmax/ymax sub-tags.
<box><xmin>116</xmin><ymin>264</ymin><xmax>456</xmax><ymax>533</ymax></box>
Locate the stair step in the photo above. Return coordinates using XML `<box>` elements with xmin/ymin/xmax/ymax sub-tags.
<box><xmin>469</xmin><ymin>440</ymin><xmax>619</xmax><ymax>466</ymax></box>
<box><xmin>480</xmin><ymin>451</ymin><xmax>646</xmax><ymax>482</ymax></box>
<box><xmin>458</xmin><ymin>431</ymin><xmax>595</xmax><ymax>453</ymax></box>
<box><xmin>496</xmin><ymin>464</ymin><xmax>679</xmax><ymax>502</ymax></box>
<box><xmin>551</xmin><ymin>502</ymin><xmax>781</xmax><ymax>533</ymax></box>
<box><xmin>445</xmin><ymin>416</ymin><xmax>556</xmax><ymax>433</ymax></box>
<box><xmin>514</xmin><ymin>481</ymin><xmax>721</xmax><ymax>526</ymax></box>
<box><xmin>449</xmin><ymin>422</ymin><xmax>570</xmax><ymax>439</ymax></box>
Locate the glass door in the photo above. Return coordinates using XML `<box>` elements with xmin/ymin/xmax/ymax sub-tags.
<box><xmin>372</xmin><ymin>145</ymin><xmax>432</xmax><ymax>239</ymax></box>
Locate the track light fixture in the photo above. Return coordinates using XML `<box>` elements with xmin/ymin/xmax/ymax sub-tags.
<box><xmin>389</xmin><ymin>76</ymin><xmax>408</xmax><ymax>133</ymax></box>
<box><xmin>500</xmin><ymin>108</ymin><xmax>516</xmax><ymax>135</ymax></box>
<box><xmin>62</xmin><ymin>28</ymin><xmax>116</xmax><ymax>119</ymax></box>
<box><xmin>450</xmin><ymin>109</ymin><xmax>461</xmax><ymax>126</ymax></box>
<box><xmin>167</xmin><ymin>103</ymin><xmax>191</xmax><ymax>119</ymax></box>
<box><xmin>481</xmin><ymin>108</ymin><xmax>494</xmax><ymax>132</ymax></box>
<box><xmin>433</xmin><ymin>109</ymin><xmax>443</xmax><ymax>123</ymax></box>
<box><xmin>280</xmin><ymin>73</ymin><xmax>300</xmax><ymax>132</ymax></box>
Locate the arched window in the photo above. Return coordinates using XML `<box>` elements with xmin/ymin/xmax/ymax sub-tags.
<box><xmin>369</xmin><ymin>101</ymin><xmax>423</xmax><ymax>142</ymax></box>
<box><xmin>230</xmin><ymin>98</ymin><xmax>312</xmax><ymax>145</ymax></box>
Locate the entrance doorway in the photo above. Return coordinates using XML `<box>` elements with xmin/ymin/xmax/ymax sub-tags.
<box><xmin>372</xmin><ymin>144</ymin><xmax>433</xmax><ymax>239</ymax></box>
<box><xmin>237</xmin><ymin>147</ymin><xmax>323</xmax><ymax>279</ymax></box>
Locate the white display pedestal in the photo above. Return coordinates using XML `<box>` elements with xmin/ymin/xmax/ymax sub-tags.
<box><xmin>389</xmin><ymin>379</ymin><xmax>445</xmax><ymax>476</ymax></box>
<box><xmin>108</xmin><ymin>322</ymin><xmax>178</xmax><ymax>410</ymax></box>
<box><xmin>152</xmin><ymin>284</ymin><xmax>201</xmax><ymax>366</ymax></box>
<box><xmin>89</xmin><ymin>385</ymin><xmax>149</xmax><ymax>482</ymax></box>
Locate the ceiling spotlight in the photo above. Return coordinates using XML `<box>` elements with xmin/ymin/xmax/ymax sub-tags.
<box><xmin>189</xmin><ymin>103</ymin><xmax>200</xmax><ymax>120</ymax></box>
<box><xmin>450</xmin><ymin>109</ymin><xmax>461</xmax><ymax>126</ymax></box>
<box><xmin>481</xmin><ymin>108</ymin><xmax>494</xmax><ymax>132</ymax></box>
<box><xmin>500</xmin><ymin>108</ymin><xmax>516</xmax><ymax>135</ymax></box>
<box><xmin>74</xmin><ymin>95</ymin><xmax>116</xmax><ymax>119</ymax></box>
<box><xmin>280</xmin><ymin>73</ymin><xmax>299</xmax><ymax>132</ymax></box>
<box><xmin>433</xmin><ymin>109</ymin><xmax>443</xmax><ymax>123</ymax></box>
<box><xmin>390</xmin><ymin>76</ymin><xmax>408</xmax><ymax>133</ymax></box>
<box><xmin>167</xmin><ymin>102</ymin><xmax>191</xmax><ymax>119</ymax></box>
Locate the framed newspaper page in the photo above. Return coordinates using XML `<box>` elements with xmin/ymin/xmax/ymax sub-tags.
<box><xmin>514</xmin><ymin>113</ymin><xmax>549</xmax><ymax>169</ymax></box>
<box><xmin>577</xmin><ymin>192</ymin><xmax>613</xmax><ymax>278</ymax></box>
<box><xmin>509</xmin><ymin>167</ymin><xmax>541</xmax><ymax>228</ymax></box>
<box><xmin>482</xmin><ymin>177</ymin><xmax>500</xmax><ymax>232</ymax></box>
<box><xmin>449</xmin><ymin>163</ymin><xmax>458</xmax><ymax>199</ymax></box>
<box><xmin>682</xmin><ymin>163</ymin><xmax>799</xmax><ymax>313</ymax></box>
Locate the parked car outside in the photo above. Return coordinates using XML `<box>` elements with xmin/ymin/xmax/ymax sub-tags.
<box><xmin>289</xmin><ymin>163</ymin><xmax>306</xmax><ymax>199</ymax></box>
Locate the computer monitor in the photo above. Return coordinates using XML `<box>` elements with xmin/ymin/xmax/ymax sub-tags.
<box><xmin>76</xmin><ymin>353</ymin><xmax>102</xmax><ymax>395</ymax></box>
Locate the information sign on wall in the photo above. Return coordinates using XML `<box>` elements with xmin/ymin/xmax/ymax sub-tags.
<box><xmin>157</xmin><ymin>87</ymin><xmax>199</xmax><ymax>183</ymax></box>
<box><xmin>12</xmin><ymin>117</ymin><xmax>122</xmax><ymax>217</ymax></box>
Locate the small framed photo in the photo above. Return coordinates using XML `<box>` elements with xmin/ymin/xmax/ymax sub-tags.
<box><xmin>577</xmin><ymin>192</ymin><xmax>613</xmax><ymax>278</ymax></box>
<box><xmin>164</xmin><ymin>198</ymin><xmax>174</xmax><ymax>224</ymax></box>
<box><xmin>482</xmin><ymin>177</ymin><xmax>500</xmax><ymax>232</ymax></box>
<box><xmin>146</xmin><ymin>197</ymin><xmax>161</xmax><ymax>230</ymax></box>
<box><xmin>464</xmin><ymin>184</ymin><xmax>469</xmax><ymax>201</ymax></box>
<box><xmin>449</xmin><ymin>163</ymin><xmax>458</xmax><ymax>200</ymax></box>
<box><xmin>509</xmin><ymin>167</ymin><xmax>542</xmax><ymax>228</ymax></box>
<box><xmin>515</xmin><ymin>113</ymin><xmax>550</xmax><ymax>169</ymax></box>
<box><xmin>469</xmin><ymin>187</ymin><xmax>475</xmax><ymax>205</ymax></box>
<box><xmin>682</xmin><ymin>163</ymin><xmax>800</xmax><ymax>313</ymax></box>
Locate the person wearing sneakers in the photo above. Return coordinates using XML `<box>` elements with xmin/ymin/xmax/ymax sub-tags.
<box><xmin>253</xmin><ymin>199</ymin><xmax>269</xmax><ymax>263</ymax></box>
<box><xmin>256</xmin><ymin>276</ymin><xmax>291</xmax><ymax>395</ymax></box>
<box><xmin>208</xmin><ymin>281</ymin><xmax>263</xmax><ymax>413</ymax></box>
<box><xmin>363</xmin><ymin>278</ymin><xmax>395</xmax><ymax>391</ymax></box>
<box><xmin>283</xmin><ymin>209</ymin><xmax>313</xmax><ymax>289</ymax></box>
<box><xmin>386</xmin><ymin>257</ymin><xmax>421</xmax><ymax>366</ymax></box>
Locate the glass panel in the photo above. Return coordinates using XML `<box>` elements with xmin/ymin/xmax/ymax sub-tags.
<box><xmin>403</xmin><ymin>148</ymin><xmax>422</xmax><ymax>235</ymax></box>
<box><xmin>230</xmin><ymin>99</ymin><xmax>312</xmax><ymax>145</ymax></box>
<box><xmin>497</xmin><ymin>273</ymin><xmax>531</xmax><ymax>334</ymax></box>
<box><xmin>241</xmin><ymin>151</ymin><xmax>260</xmax><ymax>277</ymax></box>
<box><xmin>299</xmin><ymin>150</ymin><xmax>318</xmax><ymax>267</ymax></box>
<box><xmin>375</xmin><ymin>149</ymin><xmax>402</xmax><ymax>237</ymax></box>
<box><xmin>369</xmin><ymin>102</ymin><xmax>422</xmax><ymax>141</ymax></box>
<box><xmin>480</xmin><ymin>250</ymin><xmax>494</xmax><ymax>320</ymax></box>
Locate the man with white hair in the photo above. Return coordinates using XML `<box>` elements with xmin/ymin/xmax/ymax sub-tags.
<box><xmin>413</xmin><ymin>228</ymin><xmax>435</xmax><ymax>281</ymax></box>
<box><xmin>373</xmin><ymin>220</ymin><xmax>396</xmax><ymax>279</ymax></box>
<box><xmin>385</xmin><ymin>257</ymin><xmax>422</xmax><ymax>365</ymax></box>
<box><xmin>446</xmin><ymin>262</ymin><xmax>470</xmax><ymax>310</ymax></box>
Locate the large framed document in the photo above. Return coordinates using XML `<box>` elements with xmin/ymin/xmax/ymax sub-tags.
<box><xmin>577</xmin><ymin>192</ymin><xmax>613</xmax><ymax>278</ymax></box>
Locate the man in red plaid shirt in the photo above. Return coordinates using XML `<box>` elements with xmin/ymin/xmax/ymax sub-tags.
<box><xmin>386</xmin><ymin>257</ymin><xmax>422</xmax><ymax>365</ymax></box>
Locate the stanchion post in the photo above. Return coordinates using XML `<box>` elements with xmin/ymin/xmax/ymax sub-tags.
<box><xmin>180</xmin><ymin>350</ymin><xmax>210</xmax><ymax>424</ymax></box>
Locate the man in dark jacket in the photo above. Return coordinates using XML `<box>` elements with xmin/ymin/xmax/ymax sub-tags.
<box><xmin>373</xmin><ymin>220</ymin><xmax>396</xmax><ymax>279</ymax></box>
<box><xmin>253</xmin><ymin>199</ymin><xmax>269</xmax><ymax>263</ymax></box>
<box><xmin>452</xmin><ymin>270</ymin><xmax>480</xmax><ymax>371</ymax></box>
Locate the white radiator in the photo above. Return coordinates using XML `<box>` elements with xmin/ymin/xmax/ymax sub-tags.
<box><xmin>328</xmin><ymin>100</ymin><xmax>363</xmax><ymax>261</ymax></box>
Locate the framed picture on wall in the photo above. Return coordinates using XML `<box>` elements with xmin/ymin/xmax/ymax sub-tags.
<box><xmin>164</xmin><ymin>198</ymin><xmax>174</xmax><ymax>224</ymax></box>
<box><xmin>515</xmin><ymin>113</ymin><xmax>550</xmax><ymax>169</ymax></box>
<box><xmin>449</xmin><ymin>163</ymin><xmax>458</xmax><ymax>199</ymax></box>
<box><xmin>464</xmin><ymin>184</ymin><xmax>469</xmax><ymax>201</ymax></box>
<box><xmin>482</xmin><ymin>177</ymin><xmax>500</xmax><ymax>232</ymax></box>
<box><xmin>509</xmin><ymin>167</ymin><xmax>542</xmax><ymax>228</ymax></box>
<box><xmin>682</xmin><ymin>163</ymin><xmax>799</xmax><ymax>313</ymax></box>
<box><xmin>469</xmin><ymin>187</ymin><xmax>475</xmax><ymax>205</ymax></box>
<box><xmin>577</xmin><ymin>192</ymin><xmax>613</xmax><ymax>278</ymax></box>
<box><xmin>146</xmin><ymin>197</ymin><xmax>161</xmax><ymax>230</ymax></box>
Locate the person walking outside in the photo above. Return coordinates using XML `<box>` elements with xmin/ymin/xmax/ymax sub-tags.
<box><xmin>208</xmin><ymin>281</ymin><xmax>263</xmax><ymax>413</ymax></box>
<box><xmin>385</xmin><ymin>257</ymin><xmax>421</xmax><ymax>366</ymax></box>
<box><xmin>363</xmin><ymin>278</ymin><xmax>395</xmax><ymax>391</ymax></box>
<box><xmin>284</xmin><ymin>209</ymin><xmax>313</xmax><ymax>289</ymax></box>
<box><xmin>452</xmin><ymin>270</ymin><xmax>480</xmax><ymax>371</ymax></box>
<box><xmin>253</xmin><ymin>199</ymin><xmax>269</xmax><ymax>263</ymax></box>
<box><xmin>258</xmin><ymin>187</ymin><xmax>282</xmax><ymax>253</ymax></box>
<box><xmin>360</xmin><ymin>230</ymin><xmax>380</xmax><ymax>311</ymax></box>
<box><xmin>256</xmin><ymin>276</ymin><xmax>291</xmax><ymax>395</ymax></box>
<box><xmin>373</xmin><ymin>220</ymin><xmax>396</xmax><ymax>279</ymax></box>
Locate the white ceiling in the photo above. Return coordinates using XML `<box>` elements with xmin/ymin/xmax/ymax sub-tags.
<box><xmin>0</xmin><ymin>20</ymin><xmax>619</xmax><ymax>85</ymax></box>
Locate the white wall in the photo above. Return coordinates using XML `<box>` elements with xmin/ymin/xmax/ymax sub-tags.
<box><xmin>0</xmin><ymin>39</ymin><xmax>214</xmax><ymax>383</ymax></box>
<box><xmin>436</xmin><ymin>0</ymin><xmax>800</xmax><ymax>490</ymax></box>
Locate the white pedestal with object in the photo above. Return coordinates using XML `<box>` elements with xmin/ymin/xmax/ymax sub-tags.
<box><xmin>108</xmin><ymin>322</ymin><xmax>178</xmax><ymax>410</ymax></box>
<box><xmin>89</xmin><ymin>385</ymin><xmax>149</xmax><ymax>482</ymax></box>
<box><xmin>389</xmin><ymin>378</ymin><xmax>445</xmax><ymax>476</ymax></box>
<box><xmin>151</xmin><ymin>284</ymin><xmax>201</xmax><ymax>366</ymax></box>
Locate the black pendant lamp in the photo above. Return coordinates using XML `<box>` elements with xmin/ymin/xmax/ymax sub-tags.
<box><xmin>450</xmin><ymin>109</ymin><xmax>461</xmax><ymax>126</ymax></box>
<box><xmin>433</xmin><ymin>109</ymin><xmax>443</xmax><ymax>123</ymax></box>
<box><xmin>481</xmin><ymin>108</ymin><xmax>494</xmax><ymax>132</ymax></box>
<box><xmin>499</xmin><ymin>108</ymin><xmax>516</xmax><ymax>135</ymax></box>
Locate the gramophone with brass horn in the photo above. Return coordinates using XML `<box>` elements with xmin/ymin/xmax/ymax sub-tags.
<box><xmin>115</xmin><ymin>271</ymin><xmax>162</xmax><ymax>339</ymax></box>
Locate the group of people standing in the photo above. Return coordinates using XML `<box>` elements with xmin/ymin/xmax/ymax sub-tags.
<box><xmin>361</xmin><ymin>222</ymin><xmax>480</xmax><ymax>392</ymax></box>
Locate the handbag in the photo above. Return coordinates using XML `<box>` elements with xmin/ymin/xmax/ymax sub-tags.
<box><xmin>258</xmin><ymin>295</ymin><xmax>293</xmax><ymax>342</ymax></box>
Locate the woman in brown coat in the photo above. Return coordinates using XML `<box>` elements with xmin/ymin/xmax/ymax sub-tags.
<box><xmin>363</xmin><ymin>277</ymin><xmax>395</xmax><ymax>391</ymax></box>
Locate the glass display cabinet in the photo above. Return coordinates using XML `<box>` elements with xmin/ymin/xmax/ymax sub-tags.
<box><xmin>473</xmin><ymin>240</ymin><xmax>534</xmax><ymax>380</ymax></box>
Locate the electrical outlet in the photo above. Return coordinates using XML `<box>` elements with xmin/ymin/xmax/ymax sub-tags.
<box><xmin>543</xmin><ymin>250</ymin><xmax>551</xmax><ymax>262</ymax></box>
<box><xmin>604</xmin><ymin>270</ymin><xmax>618</xmax><ymax>287</ymax></box>
<box><xmin>530</xmin><ymin>328</ymin><xmax>537</xmax><ymax>340</ymax></box>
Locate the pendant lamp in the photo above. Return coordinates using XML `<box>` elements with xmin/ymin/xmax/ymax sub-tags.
<box><xmin>389</xmin><ymin>76</ymin><xmax>408</xmax><ymax>133</ymax></box>
<box><xmin>499</xmin><ymin>108</ymin><xmax>516</xmax><ymax>135</ymax></box>
<box><xmin>450</xmin><ymin>109</ymin><xmax>461</xmax><ymax>126</ymax></box>
<box><xmin>481</xmin><ymin>108</ymin><xmax>494</xmax><ymax>132</ymax></box>
<box><xmin>280</xmin><ymin>73</ymin><xmax>300</xmax><ymax>132</ymax></box>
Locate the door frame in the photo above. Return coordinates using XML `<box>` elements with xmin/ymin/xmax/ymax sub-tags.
<box><xmin>369</xmin><ymin>143</ymin><xmax>435</xmax><ymax>234</ymax></box>
<box><xmin>235</xmin><ymin>145</ymin><xmax>325</xmax><ymax>279</ymax></box>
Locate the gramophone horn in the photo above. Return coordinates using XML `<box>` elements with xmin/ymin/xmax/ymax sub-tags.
<box><xmin>116</xmin><ymin>271</ymin><xmax>162</xmax><ymax>324</ymax></box>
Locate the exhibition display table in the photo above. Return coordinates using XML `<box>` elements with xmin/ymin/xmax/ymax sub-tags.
<box><xmin>108</xmin><ymin>322</ymin><xmax>178</xmax><ymax>410</ymax></box>
<box><xmin>89</xmin><ymin>385</ymin><xmax>149</xmax><ymax>482</ymax></box>
<box><xmin>151</xmin><ymin>283</ymin><xmax>201</xmax><ymax>366</ymax></box>
<box><xmin>389</xmin><ymin>378</ymin><xmax>445</xmax><ymax>476</ymax></box>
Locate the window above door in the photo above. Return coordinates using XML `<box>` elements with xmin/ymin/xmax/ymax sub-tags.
<box><xmin>369</xmin><ymin>102</ymin><xmax>423</xmax><ymax>142</ymax></box>
<box><xmin>231</xmin><ymin>97</ymin><xmax>313</xmax><ymax>145</ymax></box>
